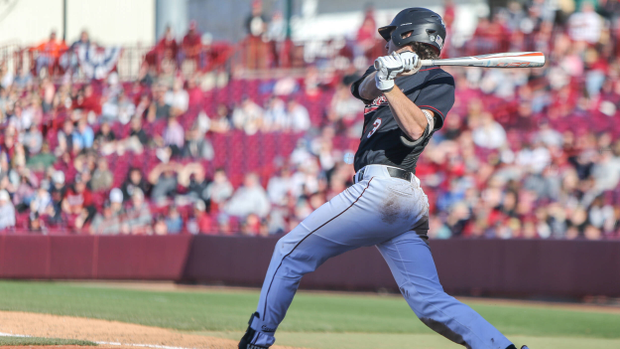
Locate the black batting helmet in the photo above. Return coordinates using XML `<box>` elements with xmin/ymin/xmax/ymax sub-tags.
<box><xmin>378</xmin><ymin>8</ymin><xmax>446</xmax><ymax>53</ymax></box>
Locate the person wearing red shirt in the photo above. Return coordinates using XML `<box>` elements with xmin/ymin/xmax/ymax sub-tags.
<box><xmin>72</xmin><ymin>84</ymin><xmax>102</xmax><ymax>116</ymax></box>
<box><xmin>188</xmin><ymin>200</ymin><xmax>213</xmax><ymax>234</ymax></box>
<box><xmin>181</xmin><ymin>21</ymin><xmax>203</xmax><ymax>68</ymax></box>
<box><xmin>30</xmin><ymin>30</ymin><xmax>68</xmax><ymax>75</ymax></box>
<box><xmin>62</xmin><ymin>173</ymin><xmax>96</xmax><ymax>226</ymax></box>
<box><xmin>146</xmin><ymin>26</ymin><xmax>179</xmax><ymax>71</ymax></box>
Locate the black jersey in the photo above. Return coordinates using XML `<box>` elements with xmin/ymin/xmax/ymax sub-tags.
<box><xmin>350</xmin><ymin>65</ymin><xmax>455</xmax><ymax>173</ymax></box>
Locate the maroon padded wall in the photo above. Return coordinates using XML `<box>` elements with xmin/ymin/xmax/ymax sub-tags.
<box><xmin>0</xmin><ymin>235</ymin><xmax>192</xmax><ymax>280</ymax></box>
<box><xmin>182</xmin><ymin>236</ymin><xmax>620</xmax><ymax>298</ymax></box>
<box><xmin>1</xmin><ymin>234</ymin><xmax>619</xmax><ymax>299</ymax></box>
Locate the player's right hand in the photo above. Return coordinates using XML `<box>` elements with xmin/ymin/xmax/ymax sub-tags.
<box><xmin>374</xmin><ymin>52</ymin><xmax>405</xmax><ymax>92</ymax></box>
<box><xmin>399</xmin><ymin>51</ymin><xmax>421</xmax><ymax>76</ymax></box>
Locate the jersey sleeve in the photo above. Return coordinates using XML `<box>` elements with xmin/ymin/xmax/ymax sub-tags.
<box><xmin>350</xmin><ymin>65</ymin><xmax>377</xmax><ymax>105</ymax></box>
<box><xmin>406</xmin><ymin>73</ymin><xmax>455</xmax><ymax>130</ymax></box>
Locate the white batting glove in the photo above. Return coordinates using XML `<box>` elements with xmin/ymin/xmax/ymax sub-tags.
<box><xmin>399</xmin><ymin>51</ymin><xmax>422</xmax><ymax>75</ymax></box>
<box><xmin>374</xmin><ymin>52</ymin><xmax>404</xmax><ymax>92</ymax></box>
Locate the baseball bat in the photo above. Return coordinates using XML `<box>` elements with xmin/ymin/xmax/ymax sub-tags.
<box><xmin>420</xmin><ymin>51</ymin><xmax>545</xmax><ymax>68</ymax></box>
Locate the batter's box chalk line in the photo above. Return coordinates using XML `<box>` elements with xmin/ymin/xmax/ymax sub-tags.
<box><xmin>0</xmin><ymin>332</ymin><xmax>195</xmax><ymax>349</ymax></box>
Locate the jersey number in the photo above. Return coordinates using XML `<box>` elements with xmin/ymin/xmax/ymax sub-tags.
<box><xmin>367</xmin><ymin>118</ymin><xmax>382</xmax><ymax>138</ymax></box>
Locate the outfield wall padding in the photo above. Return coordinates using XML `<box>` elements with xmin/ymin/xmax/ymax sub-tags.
<box><xmin>0</xmin><ymin>235</ymin><xmax>192</xmax><ymax>280</ymax></box>
<box><xmin>182</xmin><ymin>236</ymin><xmax>620</xmax><ymax>298</ymax></box>
<box><xmin>1</xmin><ymin>235</ymin><xmax>619</xmax><ymax>298</ymax></box>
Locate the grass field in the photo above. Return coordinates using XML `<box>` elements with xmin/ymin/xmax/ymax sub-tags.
<box><xmin>0</xmin><ymin>281</ymin><xmax>619</xmax><ymax>349</ymax></box>
<box><xmin>0</xmin><ymin>336</ymin><xmax>97</xmax><ymax>346</ymax></box>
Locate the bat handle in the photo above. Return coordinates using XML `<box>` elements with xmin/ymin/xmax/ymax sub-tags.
<box><xmin>420</xmin><ymin>59</ymin><xmax>434</xmax><ymax>67</ymax></box>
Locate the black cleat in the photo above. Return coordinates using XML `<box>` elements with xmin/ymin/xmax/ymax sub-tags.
<box><xmin>521</xmin><ymin>346</ymin><xmax>530</xmax><ymax>349</ymax></box>
<box><xmin>239</xmin><ymin>312</ymin><xmax>268</xmax><ymax>349</ymax></box>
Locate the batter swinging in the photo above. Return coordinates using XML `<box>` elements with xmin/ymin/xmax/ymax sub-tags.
<box><xmin>239</xmin><ymin>8</ymin><xmax>529</xmax><ymax>349</ymax></box>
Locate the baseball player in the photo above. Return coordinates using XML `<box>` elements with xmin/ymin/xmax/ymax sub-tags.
<box><xmin>239</xmin><ymin>8</ymin><xmax>528</xmax><ymax>349</ymax></box>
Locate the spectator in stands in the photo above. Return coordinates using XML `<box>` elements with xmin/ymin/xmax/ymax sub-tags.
<box><xmin>165</xmin><ymin>79</ymin><xmax>189</xmax><ymax>114</ymax></box>
<box><xmin>30</xmin><ymin>186</ymin><xmax>53</xmax><ymax>217</ymax></box>
<box><xmin>153</xmin><ymin>214</ymin><xmax>168</xmax><ymax>235</ymax></box>
<box><xmin>160</xmin><ymin>114</ymin><xmax>185</xmax><ymax>157</ymax></box>
<box><xmin>206</xmin><ymin>168</ymin><xmax>233</xmax><ymax>209</ymax></box>
<box><xmin>177</xmin><ymin>162</ymin><xmax>210</xmax><ymax>206</ymax></box>
<box><xmin>246</xmin><ymin>1</ymin><xmax>267</xmax><ymax>37</ymax></box>
<box><xmin>121</xmin><ymin>168</ymin><xmax>149</xmax><ymax>203</ymax></box>
<box><xmin>49</xmin><ymin>170</ymin><xmax>66</xmax><ymax>222</ymax></box>
<box><xmin>13</xmin><ymin>66</ymin><xmax>33</xmax><ymax>89</ymax></box>
<box><xmin>0</xmin><ymin>62</ymin><xmax>12</xmax><ymax>89</ymax></box>
<box><xmin>535</xmin><ymin>120</ymin><xmax>563</xmax><ymax>147</ymax></box>
<box><xmin>148</xmin><ymin>162</ymin><xmax>178</xmax><ymax>204</ymax></box>
<box><xmin>224</xmin><ymin>172</ymin><xmax>270</xmax><ymax>218</ymax></box>
<box><xmin>244</xmin><ymin>1</ymin><xmax>268</xmax><ymax>69</ymax></box>
<box><xmin>356</xmin><ymin>5</ymin><xmax>377</xmax><ymax>58</ymax></box>
<box><xmin>56</xmin><ymin>119</ymin><xmax>74</xmax><ymax>156</ymax></box>
<box><xmin>568</xmin><ymin>2</ymin><xmax>603</xmax><ymax>44</ymax></box>
<box><xmin>181</xmin><ymin>20</ymin><xmax>203</xmax><ymax>67</ymax></box>
<box><xmin>209</xmin><ymin>103</ymin><xmax>233</xmax><ymax>133</ymax></box>
<box><xmin>8</xmin><ymin>102</ymin><xmax>31</xmax><ymax>133</ymax></box>
<box><xmin>23</xmin><ymin>96</ymin><xmax>43</xmax><ymax>129</ymax></box>
<box><xmin>147</xmin><ymin>84</ymin><xmax>171</xmax><ymax>121</ymax></box>
<box><xmin>72</xmin><ymin>118</ymin><xmax>95</xmax><ymax>152</ymax></box>
<box><xmin>90</xmin><ymin>158</ymin><xmax>113</xmax><ymax>192</ymax></box>
<box><xmin>151</xmin><ymin>26</ymin><xmax>178</xmax><ymax>69</ymax></box>
<box><xmin>21</xmin><ymin>124</ymin><xmax>43</xmax><ymax>156</ymax></box>
<box><xmin>65</xmin><ymin>30</ymin><xmax>91</xmax><ymax>74</ymax></box>
<box><xmin>123</xmin><ymin>188</ymin><xmax>152</xmax><ymax>234</ymax></box>
<box><xmin>109</xmin><ymin>188</ymin><xmax>124</xmax><ymax>215</ymax></box>
<box><xmin>266</xmin><ymin>11</ymin><xmax>286</xmax><ymax>42</ymax></box>
<box><xmin>129</xmin><ymin>116</ymin><xmax>149</xmax><ymax>146</ymax></box>
<box><xmin>73</xmin><ymin>84</ymin><xmax>102</xmax><ymax>116</ymax></box>
<box><xmin>165</xmin><ymin>205</ymin><xmax>183</xmax><ymax>234</ymax></box>
<box><xmin>591</xmin><ymin>146</ymin><xmax>620</xmax><ymax>192</ymax></box>
<box><xmin>30</xmin><ymin>30</ymin><xmax>68</xmax><ymax>75</ymax></box>
<box><xmin>62</xmin><ymin>173</ymin><xmax>96</xmax><ymax>226</ymax></box>
<box><xmin>472</xmin><ymin>112</ymin><xmax>507</xmax><ymax>149</ymax></box>
<box><xmin>94</xmin><ymin>121</ymin><xmax>116</xmax><ymax>148</ymax></box>
<box><xmin>0</xmin><ymin>189</ymin><xmax>15</xmax><ymax>230</ymax></box>
<box><xmin>71</xmin><ymin>30</ymin><xmax>91</xmax><ymax>51</ymax></box>
<box><xmin>187</xmin><ymin>200</ymin><xmax>213</xmax><ymax>234</ymax></box>
<box><xmin>182</xmin><ymin>124</ymin><xmax>213</xmax><ymax>160</ymax></box>
<box><xmin>90</xmin><ymin>200</ymin><xmax>122</xmax><ymax>235</ymax></box>
<box><xmin>267</xmin><ymin>164</ymin><xmax>294</xmax><ymax>205</ymax></box>
<box><xmin>13</xmin><ymin>170</ymin><xmax>36</xmax><ymax>212</ymax></box>
<box><xmin>516</xmin><ymin>141</ymin><xmax>551</xmax><ymax>174</ymax></box>
<box><xmin>115</xmin><ymin>90</ymin><xmax>137</xmax><ymax>125</ymax></box>
<box><xmin>262</xmin><ymin>96</ymin><xmax>287</xmax><ymax>132</ymax></box>
<box><xmin>232</xmin><ymin>96</ymin><xmax>264</xmax><ymax>135</ymax></box>
<box><xmin>28</xmin><ymin>212</ymin><xmax>46</xmax><ymax>233</ymax></box>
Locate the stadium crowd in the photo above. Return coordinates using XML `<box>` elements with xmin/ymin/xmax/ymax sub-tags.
<box><xmin>0</xmin><ymin>0</ymin><xmax>619</xmax><ymax>239</ymax></box>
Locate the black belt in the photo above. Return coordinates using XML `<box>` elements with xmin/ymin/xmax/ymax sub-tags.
<box><xmin>355</xmin><ymin>166</ymin><xmax>414</xmax><ymax>183</ymax></box>
<box><xmin>386</xmin><ymin>167</ymin><xmax>414</xmax><ymax>181</ymax></box>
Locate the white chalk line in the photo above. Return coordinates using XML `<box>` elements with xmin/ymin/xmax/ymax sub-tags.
<box><xmin>0</xmin><ymin>332</ymin><xmax>194</xmax><ymax>349</ymax></box>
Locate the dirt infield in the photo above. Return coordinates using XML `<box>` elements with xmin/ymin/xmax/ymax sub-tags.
<box><xmin>0</xmin><ymin>311</ymin><xmax>297</xmax><ymax>349</ymax></box>
<box><xmin>0</xmin><ymin>347</ymin><xmax>104</xmax><ymax>349</ymax></box>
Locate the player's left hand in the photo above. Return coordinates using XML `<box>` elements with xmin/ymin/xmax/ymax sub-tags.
<box><xmin>399</xmin><ymin>51</ymin><xmax>422</xmax><ymax>76</ymax></box>
<box><xmin>374</xmin><ymin>52</ymin><xmax>405</xmax><ymax>91</ymax></box>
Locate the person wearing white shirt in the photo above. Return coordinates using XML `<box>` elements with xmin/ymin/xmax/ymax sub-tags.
<box><xmin>0</xmin><ymin>189</ymin><xmax>15</xmax><ymax>230</ymax></box>
<box><xmin>165</xmin><ymin>79</ymin><xmax>189</xmax><ymax>114</ymax></box>
<box><xmin>472</xmin><ymin>112</ymin><xmax>507</xmax><ymax>149</ymax></box>
<box><xmin>568</xmin><ymin>3</ymin><xmax>602</xmax><ymax>44</ymax></box>
<box><xmin>285</xmin><ymin>99</ymin><xmax>310</xmax><ymax>132</ymax></box>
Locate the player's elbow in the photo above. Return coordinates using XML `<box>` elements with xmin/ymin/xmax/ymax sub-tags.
<box><xmin>402</xmin><ymin>124</ymin><xmax>426</xmax><ymax>141</ymax></box>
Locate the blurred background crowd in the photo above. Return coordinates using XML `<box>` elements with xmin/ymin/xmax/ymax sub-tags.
<box><xmin>0</xmin><ymin>0</ymin><xmax>619</xmax><ymax>239</ymax></box>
